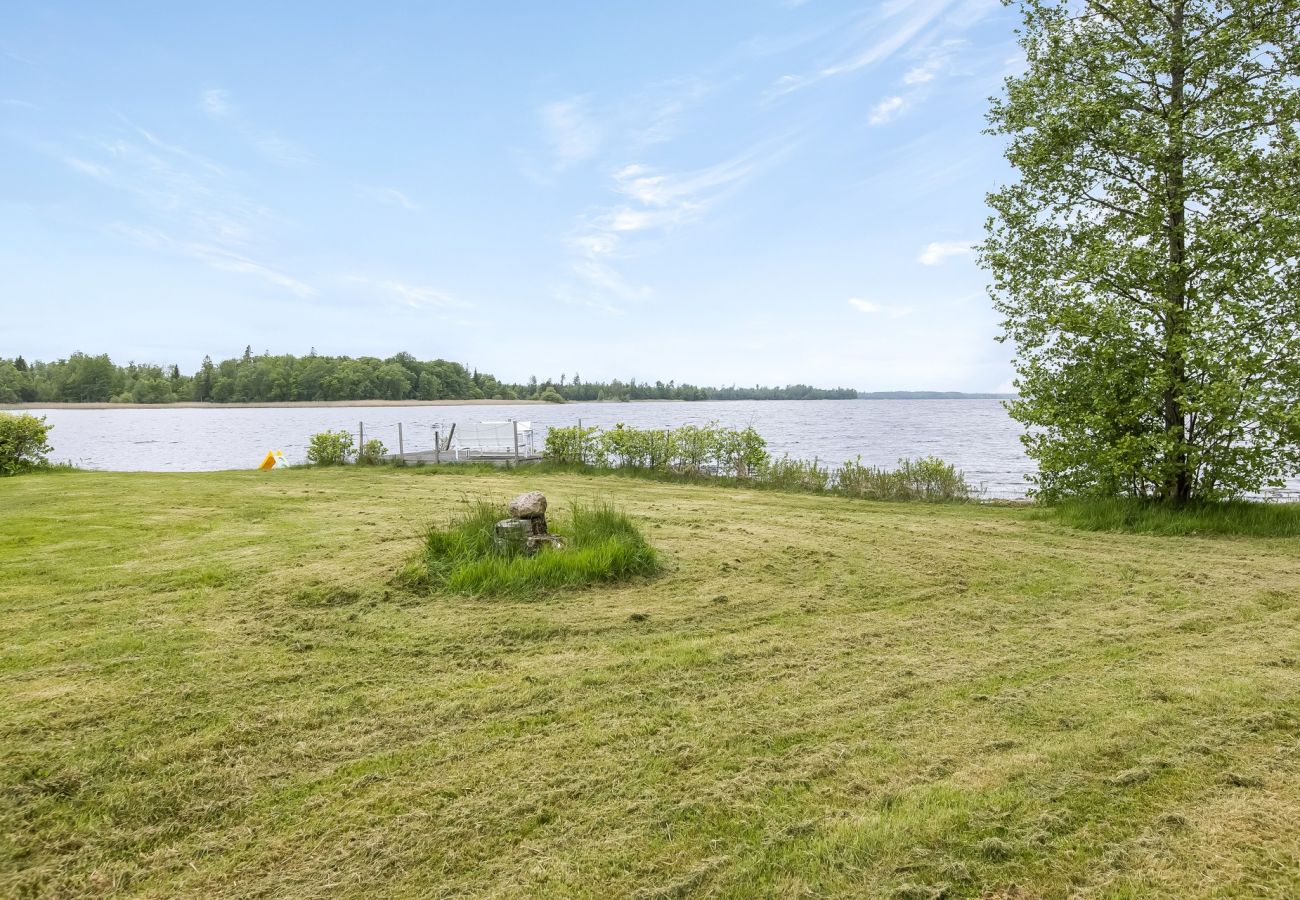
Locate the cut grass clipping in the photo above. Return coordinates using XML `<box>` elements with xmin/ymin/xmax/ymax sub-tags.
<box><xmin>406</xmin><ymin>500</ymin><xmax>659</xmax><ymax>596</ymax></box>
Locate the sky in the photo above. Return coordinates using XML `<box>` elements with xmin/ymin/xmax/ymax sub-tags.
<box><xmin>1</xmin><ymin>1</ymin><xmax>1025</xmax><ymax>391</ymax></box>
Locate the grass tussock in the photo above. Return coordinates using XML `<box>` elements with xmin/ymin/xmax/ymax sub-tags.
<box><xmin>407</xmin><ymin>499</ymin><xmax>659</xmax><ymax>596</ymax></box>
<box><xmin>1051</xmin><ymin>497</ymin><xmax>1300</xmax><ymax>537</ymax></box>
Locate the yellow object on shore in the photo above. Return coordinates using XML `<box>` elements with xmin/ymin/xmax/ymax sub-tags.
<box><xmin>259</xmin><ymin>451</ymin><xmax>277</xmax><ymax>470</ymax></box>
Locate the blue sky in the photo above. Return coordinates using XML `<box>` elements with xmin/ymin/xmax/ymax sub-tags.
<box><xmin>1</xmin><ymin>1</ymin><xmax>1023</xmax><ymax>390</ymax></box>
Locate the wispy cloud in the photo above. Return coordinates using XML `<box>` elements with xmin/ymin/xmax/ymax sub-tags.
<box><xmin>918</xmin><ymin>240</ymin><xmax>974</xmax><ymax>265</ymax></box>
<box><xmin>848</xmin><ymin>297</ymin><xmax>913</xmax><ymax>318</ymax></box>
<box><xmin>374</xmin><ymin>279</ymin><xmax>467</xmax><ymax>309</ymax></box>
<box><xmin>539</xmin><ymin>96</ymin><xmax>604</xmax><ymax>169</ymax></box>
<box><xmin>769</xmin><ymin>0</ymin><xmax>954</xmax><ymax>96</ymax></box>
<box><xmin>869</xmin><ymin>95</ymin><xmax>908</xmax><ymax>125</ymax></box>
<box><xmin>357</xmin><ymin>185</ymin><xmax>419</xmax><ymax>211</ymax></box>
<box><xmin>199</xmin><ymin>87</ymin><xmax>311</xmax><ymax>165</ymax></box>
<box><xmin>199</xmin><ymin>88</ymin><xmax>232</xmax><ymax>117</ymax></box>
<box><xmin>113</xmin><ymin>225</ymin><xmax>315</xmax><ymax>297</ymax></box>
<box><xmin>2</xmin><ymin>98</ymin><xmax>39</xmax><ymax>110</ymax></box>
<box><xmin>49</xmin><ymin>114</ymin><xmax>315</xmax><ymax>298</ymax></box>
<box><xmin>559</xmin><ymin>144</ymin><xmax>789</xmax><ymax>308</ymax></box>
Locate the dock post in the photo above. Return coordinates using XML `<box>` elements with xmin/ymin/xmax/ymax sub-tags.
<box><xmin>359</xmin><ymin>421</ymin><xmax>364</xmax><ymax>451</ymax></box>
<box><xmin>513</xmin><ymin>420</ymin><xmax>520</xmax><ymax>464</ymax></box>
<box><xmin>434</xmin><ymin>431</ymin><xmax>441</xmax><ymax>464</ymax></box>
<box><xmin>398</xmin><ymin>422</ymin><xmax>404</xmax><ymax>456</ymax></box>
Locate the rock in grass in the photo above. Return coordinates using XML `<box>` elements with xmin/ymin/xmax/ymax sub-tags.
<box><xmin>508</xmin><ymin>491</ymin><xmax>547</xmax><ymax>519</ymax></box>
<box><xmin>494</xmin><ymin>518</ymin><xmax>532</xmax><ymax>555</ymax></box>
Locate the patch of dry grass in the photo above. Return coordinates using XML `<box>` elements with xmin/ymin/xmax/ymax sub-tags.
<box><xmin>2</xmin><ymin>467</ymin><xmax>1298</xmax><ymax>898</ymax></box>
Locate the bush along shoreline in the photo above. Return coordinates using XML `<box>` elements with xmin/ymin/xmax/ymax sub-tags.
<box><xmin>542</xmin><ymin>423</ymin><xmax>973</xmax><ymax>503</ymax></box>
<box><xmin>0</xmin><ymin>412</ymin><xmax>54</xmax><ymax>476</ymax></box>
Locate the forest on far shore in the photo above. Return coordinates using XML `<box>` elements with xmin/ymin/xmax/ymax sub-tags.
<box><xmin>0</xmin><ymin>349</ymin><xmax>860</xmax><ymax>404</ymax></box>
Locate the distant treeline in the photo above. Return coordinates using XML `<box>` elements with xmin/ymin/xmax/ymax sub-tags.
<box><xmin>0</xmin><ymin>349</ymin><xmax>859</xmax><ymax>404</ymax></box>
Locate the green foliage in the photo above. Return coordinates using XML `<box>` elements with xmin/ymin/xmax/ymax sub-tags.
<box><xmin>543</xmin><ymin>423</ymin><xmax>971</xmax><ymax>502</ymax></box>
<box><xmin>833</xmin><ymin>456</ymin><xmax>972</xmax><ymax>502</ymax></box>
<box><xmin>1050</xmin><ymin>497</ymin><xmax>1300</xmax><ymax>537</ymax></box>
<box><xmin>543</xmin><ymin>425</ymin><xmax>603</xmax><ymax>466</ymax></box>
<box><xmin>0</xmin><ymin>413</ymin><xmax>53</xmax><ymax>476</ymax></box>
<box><xmin>407</xmin><ymin>500</ymin><xmax>659</xmax><ymax>597</ymax></box>
<box><xmin>983</xmin><ymin>1</ymin><xmax>1300</xmax><ymax>504</ymax></box>
<box><xmin>547</xmin><ymin>422</ymin><xmax>767</xmax><ymax>478</ymax></box>
<box><xmin>2</xmin><ymin>352</ymin><xmax>857</xmax><ymax>405</ymax></box>
<box><xmin>306</xmin><ymin>430</ymin><xmax>355</xmax><ymax>466</ymax></box>
<box><xmin>357</xmin><ymin>438</ymin><xmax>388</xmax><ymax>465</ymax></box>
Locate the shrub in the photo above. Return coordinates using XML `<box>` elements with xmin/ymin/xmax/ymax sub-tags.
<box><xmin>539</xmin><ymin>423</ymin><xmax>970</xmax><ymax>503</ymax></box>
<box><xmin>0</xmin><ymin>413</ymin><xmax>53</xmax><ymax>476</ymax></box>
<box><xmin>543</xmin><ymin>426</ymin><xmax>603</xmax><ymax>466</ymax></box>
<box><xmin>833</xmin><ymin>456</ymin><xmax>971</xmax><ymax>502</ymax></box>
<box><xmin>306</xmin><ymin>430</ymin><xmax>355</xmax><ymax>466</ymax></box>
<box><xmin>761</xmin><ymin>456</ymin><xmax>831</xmax><ymax>492</ymax></box>
<box><xmin>537</xmin><ymin>388</ymin><xmax>565</xmax><ymax>403</ymax></box>
<box><xmin>357</xmin><ymin>438</ymin><xmax>387</xmax><ymax>465</ymax></box>
<box><xmin>406</xmin><ymin>500</ymin><xmax>659</xmax><ymax>597</ymax></box>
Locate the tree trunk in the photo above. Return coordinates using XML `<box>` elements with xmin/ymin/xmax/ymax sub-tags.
<box><xmin>1163</xmin><ymin>0</ymin><xmax>1192</xmax><ymax>505</ymax></box>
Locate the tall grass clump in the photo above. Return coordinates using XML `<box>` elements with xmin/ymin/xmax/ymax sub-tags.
<box><xmin>407</xmin><ymin>500</ymin><xmax>659</xmax><ymax>597</ymax></box>
<box><xmin>1051</xmin><ymin>497</ymin><xmax>1300</xmax><ymax>537</ymax></box>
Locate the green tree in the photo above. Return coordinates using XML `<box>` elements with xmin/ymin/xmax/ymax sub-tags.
<box><xmin>983</xmin><ymin>0</ymin><xmax>1300</xmax><ymax>503</ymax></box>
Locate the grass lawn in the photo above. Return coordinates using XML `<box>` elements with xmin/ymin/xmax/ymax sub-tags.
<box><xmin>2</xmin><ymin>467</ymin><xmax>1298</xmax><ymax>898</ymax></box>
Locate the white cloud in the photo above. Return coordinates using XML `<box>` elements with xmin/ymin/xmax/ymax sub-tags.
<box><xmin>918</xmin><ymin>240</ymin><xmax>974</xmax><ymax>265</ymax></box>
<box><xmin>539</xmin><ymin>96</ymin><xmax>604</xmax><ymax>169</ymax></box>
<box><xmin>375</xmin><ymin>280</ymin><xmax>466</xmax><ymax>309</ymax></box>
<box><xmin>869</xmin><ymin>95</ymin><xmax>908</xmax><ymax>125</ymax></box>
<box><xmin>821</xmin><ymin>1</ymin><xmax>949</xmax><ymax>78</ymax></box>
<box><xmin>358</xmin><ymin>185</ymin><xmax>419</xmax><ymax>211</ymax></box>
<box><xmin>560</xmin><ymin>145</ymin><xmax>788</xmax><ymax>308</ymax></box>
<box><xmin>198</xmin><ymin>88</ymin><xmax>311</xmax><ymax>165</ymax></box>
<box><xmin>194</xmin><ymin>246</ymin><xmax>315</xmax><ymax>297</ymax></box>
<box><xmin>199</xmin><ymin>89</ymin><xmax>232</xmax><ymax>117</ymax></box>
<box><xmin>903</xmin><ymin>61</ymin><xmax>940</xmax><ymax>84</ymax></box>
<box><xmin>848</xmin><ymin>297</ymin><xmax>913</xmax><ymax>318</ymax></box>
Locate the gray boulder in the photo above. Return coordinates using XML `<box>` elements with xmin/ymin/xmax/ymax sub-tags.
<box><xmin>507</xmin><ymin>491</ymin><xmax>548</xmax><ymax>519</ymax></box>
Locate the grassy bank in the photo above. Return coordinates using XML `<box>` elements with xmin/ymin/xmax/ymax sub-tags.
<box><xmin>2</xmin><ymin>468</ymin><xmax>1299</xmax><ymax>897</ymax></box>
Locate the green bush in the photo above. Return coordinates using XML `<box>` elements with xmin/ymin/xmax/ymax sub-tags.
<box><xmin>834</xmin><ymin>456</ymin><xmax>972</xmax><ymax>502</ymax></box>
<box><xmin>543</xmin><ymin>425</ymin><xmax>603</xmax><ymax>466</ymax></box>
<box><xmin>541</xmin><ymin>423</ymin><xmax>971</xmax><ymax>503</ymax></box>
<box><xmin>306</xmin><ymin>430</ymin><xmax>355</xmax><ymax>466</ymax></box>
<box><xmin>0</xmin><ymin>413</ymin><xmax>53</xmax><ymax>476</ymax></box>
<box><xmin>405</xmin><ymin>500</ymin><xmax>659</xmax><ymax>597</ymax></box>
<box><xmin>537</xmin><ymin>388</ymin><xmax>565</xmax><ymax>403</ymax></box>
<box><xmin>357</xmin><ymin>438</ymin><xmax>387</xmax><ymax>465</ymax></box>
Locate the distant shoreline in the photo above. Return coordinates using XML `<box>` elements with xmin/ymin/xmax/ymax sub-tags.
<box><xmin>1</xmin><ymin>399</ymin><xmax>546</xmax><ymax>411</ymax></box>
<box><xmin>2</xmin><ymin>394</ymin><xmax>1014</xmax><ymax>411</ymax></box>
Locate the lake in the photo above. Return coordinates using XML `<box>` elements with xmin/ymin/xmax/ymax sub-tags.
<box><xmin>10</xmin><ymin>400</ymin><xmax>1039</xmax><ymax>498</ymax></box>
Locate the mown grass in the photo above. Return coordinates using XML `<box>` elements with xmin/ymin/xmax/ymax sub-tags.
<box><xmin>2</xmin><ymin>466</ymin><xmax>1299</xmax><ymax>898</ymax></box>
<box><xmin>1050</xmin><ymin>496</ymin><xmax>1300</xmax><ymax>537</ymax></box>
<box><xmin>405</xmin><ymin>499</ymin><xmax>659</xmax><ymax>596</ymax></box>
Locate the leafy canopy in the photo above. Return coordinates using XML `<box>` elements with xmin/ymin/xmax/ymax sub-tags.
<box><xmin>983</xmin><ymin>0</ymin><xmax>1300</xmax><ymax>502</ymax></box>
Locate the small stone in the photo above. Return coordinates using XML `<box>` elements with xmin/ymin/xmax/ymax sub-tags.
<box><xmin>507</xmin><ymin>491</ymin><xmax>547</xmax><ymax>519</ymax></box>
<box><xmin>493</xmin><ymin>518</ymin><xmax>532</xmax><ymax>555</ymax></box>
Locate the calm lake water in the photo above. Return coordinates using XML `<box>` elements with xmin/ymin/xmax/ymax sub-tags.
<box><xmin>11</xmin><ymin>400</ymin><xmax>1038</xmax><ymax>498</ymax></box>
